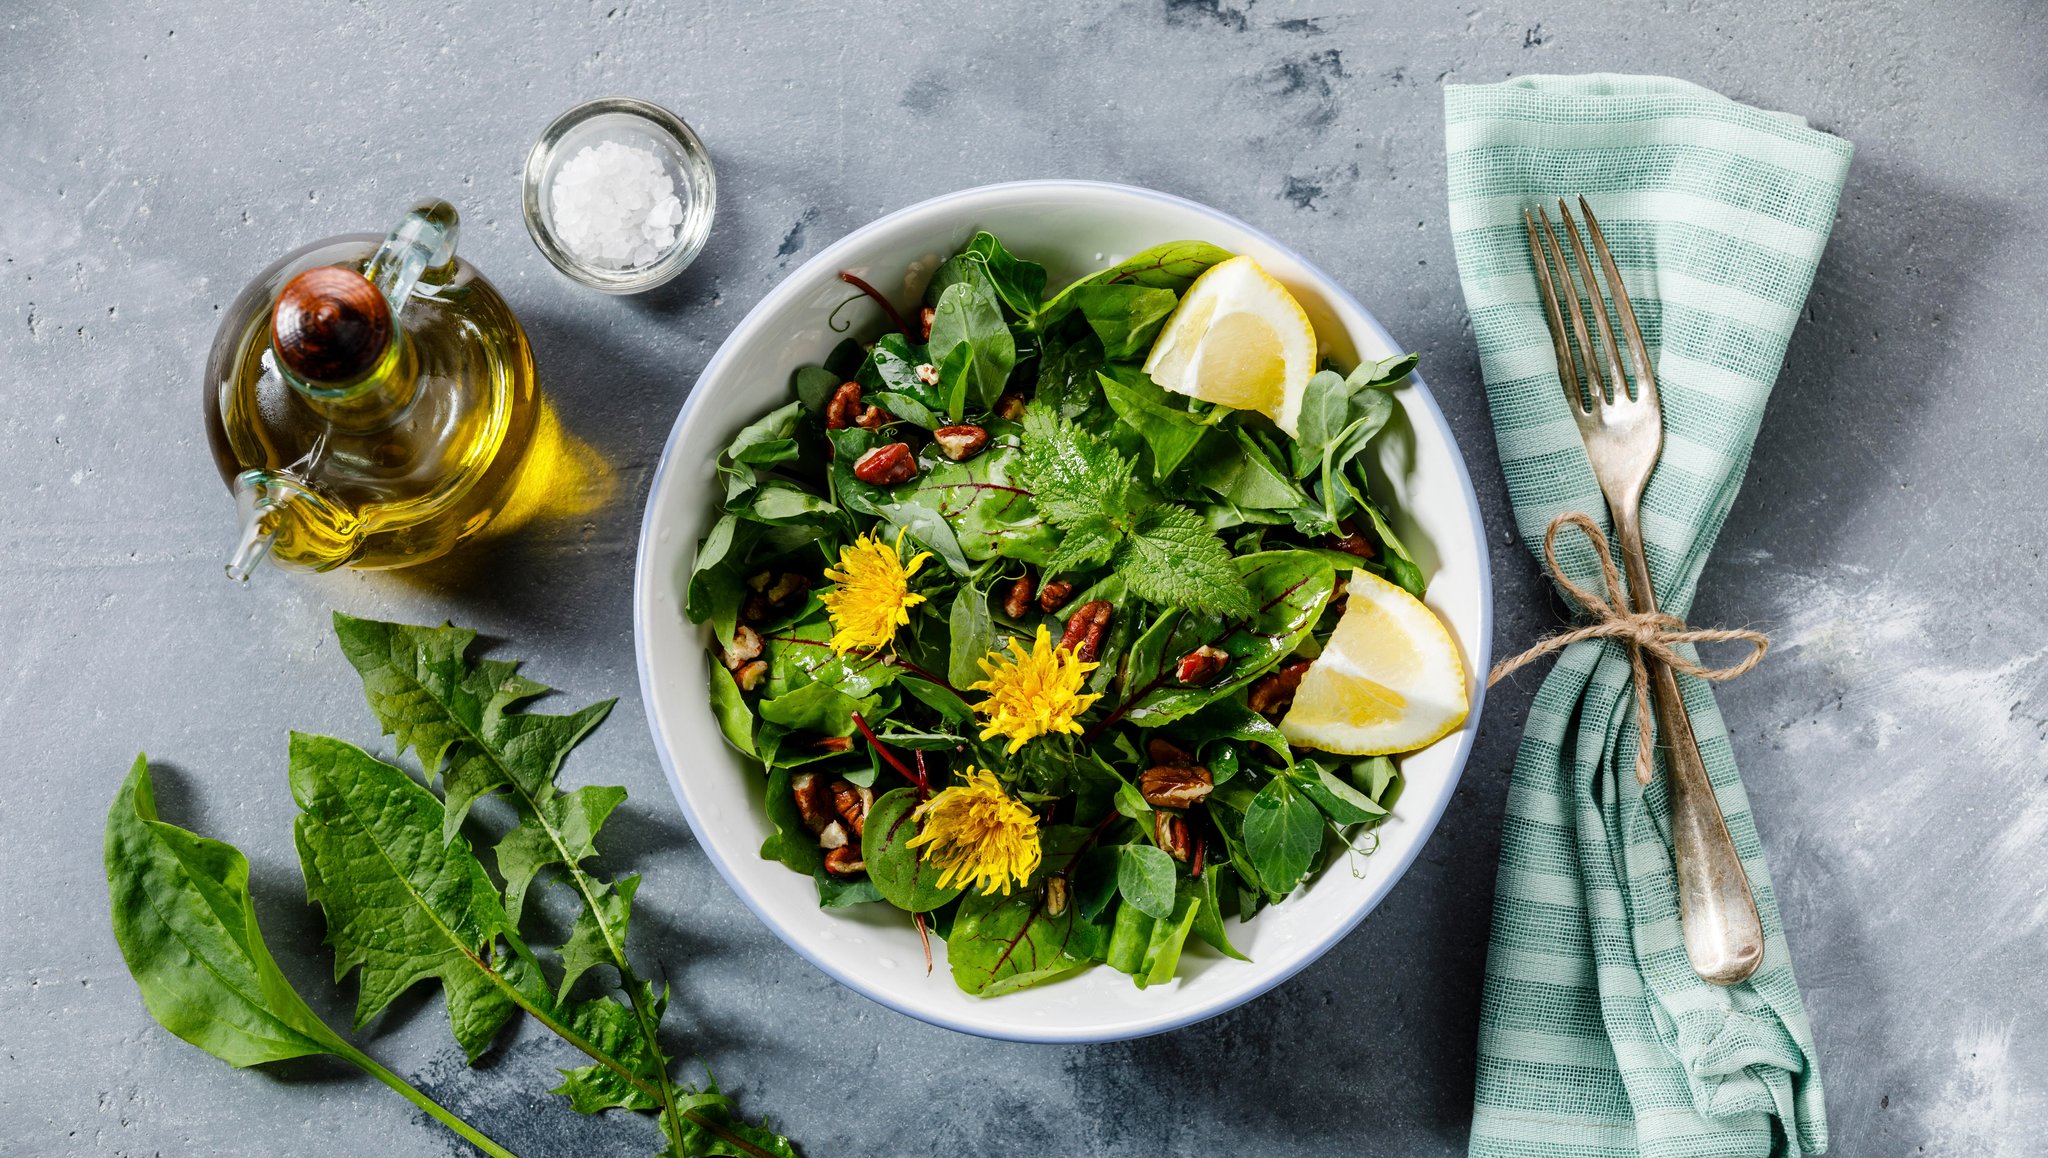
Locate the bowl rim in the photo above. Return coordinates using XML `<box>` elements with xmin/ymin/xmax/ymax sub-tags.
<box><xmin>632</xmin><ymin>178</ymin><xmax>1493</xmax><ymax>1043</ymax></box>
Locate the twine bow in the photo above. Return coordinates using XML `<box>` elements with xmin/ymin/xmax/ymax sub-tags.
<box><xmin>1487</xmin><ymin>512</ymin><xmax>1770</xmax><ymax>785</ymax></box>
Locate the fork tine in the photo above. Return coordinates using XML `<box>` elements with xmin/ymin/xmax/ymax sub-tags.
<box><xmin>1555</xmin><ymin>199</ymin><xmax>1634</xmax><ymax>403</ymax></box>
<box><xmin>1524</xmin><ymin>210</ymin><xmax>1586</xmax><ymax>415</ymax></box>
<box><xmin>1536</xmin><ymin>206</ymin><xmax>1608</xmax><ymax>407</ymax></box>
<box><xmin>1577</xmin><ymin>196</ymin><xmax>1658</xmax><ymax>407</ymax></box>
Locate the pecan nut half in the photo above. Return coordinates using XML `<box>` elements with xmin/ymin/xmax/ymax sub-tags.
<box><xmin>855</xmin><ymin>403</ymin><xmax>893</xmax><ymax>430</ymax></box>
<box><xmin>1247</xmin><ymin>658</ymin><xmax>1314</xmax><ymax>717</ymax></box>
<box><xmin>1154</xmin><ymin>811</ymin><xmax>1192</xmax><ymax>862</ymax></box>
<box><xmin>1174</xmin><ymin>644</ymin><xmax>1229</xmax><ymax>686</ymax></box>
<box><xmin>823</xmin><ymin>846</ymin><xmax>867</xmax><ymax>877</ymax></box>
<box><xmin>791</xmin><ymin>772</ymin><xmax>835</xmax><ymax>835</ymax></box>
<box><xmin>1037</xmin><ymin>579</ymin><xmax>1076</xmax><ymax>613</ymax></box>
<box><xmin>1044</xmin><ymin>875</ymin><xmax>1070</xmax><ymax>918</ymax></box>
<box><xmin>824</xmin><ymin>381</ymin><xmax>863</xmax><ymax>430</ymax></box>
<box><xmin>918</xmin><ymin>306</ymin><xmax>936</xmax><ymax>343</ymax></box>
<box><xmin>852</xmin><ymin>442</ymin><xmax>917</xmax><ymax>485</ymax></box>
<box><xmin>830</xmin><ymin>779</ymin><xmax>873</xmax><ymax>838</ymax></box>
<box><xmin>1139</xmin><ymin>764</ymin><xmax>1214</xmax><ymax>809</ymax></box>
<box><xmin>995</xmin><ymin>391</ymin><xmax>1028</xmax><ymax>421</ymax></box>
<box><xmin>1001</xmin><ymin>571</ymin><xmax>1037</xmax><ymax>619</ymax></box>
<box><xmin>932</xmin><ymin>424</ymin><xmax>990</xmax><ymax>461</ymax></box>
<box><xmin>1058</xmin><ymin>600</ymin><xmax>1113</xmax><ymax>664</ymax></box>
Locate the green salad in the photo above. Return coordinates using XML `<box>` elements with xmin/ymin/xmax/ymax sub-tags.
<box><xmin>687</xmin><ymin>231</ymin><xmax>1429</xmax><ymax>997</ymax></box>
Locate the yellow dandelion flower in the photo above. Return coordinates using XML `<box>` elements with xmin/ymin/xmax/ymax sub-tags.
<box><xmin>819</xmin><ymin>529</ymin><xmax>931</xmax><ymax>654</ymax></box>
<box><xmin>905</xmin><ymin>769</ymin><xmax>1042</xmax><ymax>896</ymax></box>
<box><xmin>968</xmin><ymin>625</ymin><xmax>1102</xmax><ymax>753</ymax></box>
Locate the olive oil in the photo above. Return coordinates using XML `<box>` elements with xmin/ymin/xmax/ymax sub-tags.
<box><xmin>204</xmin><ymin>200</ymin><xmax>541</xmax><ymax>576</ymax></box>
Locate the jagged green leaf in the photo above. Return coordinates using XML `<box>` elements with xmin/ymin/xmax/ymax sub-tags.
<box><xmin>557</xmin><ymin>875</ymin><xmax>640</xmax><ymax>1002</ymax></box>
<box><xmin>551</xmin><ymin>982</ymin><xmax>668</xmax><ymax>1114</ymax></box>
<box><xmin>288</xmin><ymin>732</ymin><xmax>520</xmax><ymax>1061</ymax></box>
<box><xmin>498</xmin><ymin>784</ymin><xmax>628</xmax><ymax>926</ymax></box>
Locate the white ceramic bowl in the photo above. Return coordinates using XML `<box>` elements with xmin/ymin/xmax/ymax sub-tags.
<box><xmin>634</xmin><ymin>180</ymin><xmax>1492</xmax><ymax>1043</ymax></box>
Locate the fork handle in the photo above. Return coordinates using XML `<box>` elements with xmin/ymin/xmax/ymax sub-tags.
<box><xmin>1644</xmin><ymin>655</ymin><xmax>1765</xmax><ymax>984</ymax></box>
<box><xmin>1612</xmin><ymin>507</ymin><xmax>1765</xmax><ymax>985</ymax></box>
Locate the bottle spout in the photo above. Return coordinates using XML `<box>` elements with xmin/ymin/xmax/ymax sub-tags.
<box><xmin>225</xmin><ymin>471</ymin><xmax>360</xmax><ymax>580</ymax></box>
<box><xmin>225</xmin><ymin>504</ymin><xmax>281</xmax><ymax>583</ymax></box>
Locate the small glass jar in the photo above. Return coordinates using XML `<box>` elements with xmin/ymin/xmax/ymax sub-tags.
<box><xmin>522</xmin><ymin>97</ymin><xmax>716</xmax><ymax>294</ymax></box>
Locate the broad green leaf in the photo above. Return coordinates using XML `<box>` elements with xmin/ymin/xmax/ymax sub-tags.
<box><xmin>868</xmin><ymin>390</ymin><xmax>940</xmax><ymax>430</ymax></box>
<box><xmin>946</xmin><ymin>586</ymin><xmax>996</xmax><ymax>689</ymax></box>
<box><xmin>947</xmin><ymin>826</ymin><xmax>1111</xmax><ymax>996</ymax></box>
<box><xmin>1179</xmin><ymin>696</ymin><xmax>1292</xmax><ymax>771</ymax></box>
<box><xmin>757</xmin><ymin>680</ymin><xmax>876</xmax><ymax>737</ymax></box>
<box><xmin>707</xmin><ymin>661</ymin><xmax>757</xmax><ymax>759</ymax></box>
<box><xmin>741</xmin><ymin>479</ymin><xmax>839</xmax><ymax>526</ymax></box>
<box><xmin>857</xmin><ymin>333</ymin><xmax>948</xmax><ymax>416</ymax></box>
<box><xmin>927</xmin><ymin>279</ymin><xmax>1016</xmax><ymax>412</ymax></box>
<box><xmin>105</xmin><ymin>756</ymin><xmax>346</xmax><ymax>1067</ymax></box>
<box><xmin>1186</xmin><ymin>427</ymin><xmax>1310</xmax><ymax>511</ymax></box>
<box><xmin>288</xmin><ymin>733</ymin><xmax>519</xmax><ymax>1061</ymax></box>
<box><xmin>1116</xmin><ymin>843</ymin><xmax>1178</xmax><ymax>920</ymax></box>
<box><xmin>1293</xmin><ymin>761</ymin><xmax>1387</xmax><ymax>826</ymax></box>
<box><xmin>1072</xmin><ymin>845</ymin><xmax>1121</xmax><ymax>922</ymax></box>
<box><xmin>759</xmin><ymin>766</ymin><xmax>822</xmax><ymax>877</ymax></box>
<box><xmin>1114</xmin><ymin>503</ymin><xmax>1256</xmax><ymax>617</ymax></box>
<box><xmin>686</xmin><ymin>514</ymin><xmax>749</xmax><ymax>648</ymax></box>
<box><xmin>1099</xmin><ymin>371</ymin><xmax>1209</xmax><ymax>480</ymax></box>
<box><xmin>1035</xmin><ymin>327</ymin><xmax>1108</xmax><ymax>422</ymax></box>
<box><xmin>1105</xmin><ymin>890</ymin><xmax>1203</xmax><ymax>988</ymax></box>
<box><xmin>723</xmin><ymin>402</ymin><xmax>804</xmax><ymax>468</ymax></box>
<box><xmin>963</xmin><ymin>231</ymin><xmax>1048</xmax><ymax>317</ymax></box>
<box><xmin>891</xmin><ymin>439</ymin><xmax>1059</xmax><ymax>566</ymax></box>
<box><xmin>861</xmin><ymin>788</ymin><xmax>965</xmax><ymax>912</ymax></box>
<box><xmin>1185</xmin><ymin>868</ymin><xmax>1250</xmax><ymax>961</ymax></box>
<box><xmin>1348</xmin><ymin>351</ymin><xmax>1419</xmax><ymax>390</ymax></box>
<box><xmin>1039</xmin><ymin>239</ymin><xmax>1233</xmax><ymax>324</ymax></box>
<box><xmin>1108</xmin><ymin>551</ymin><xmax>1336</xmax><ymax>727</ymax></box>
<box><xmin>1243</xmin><ymin>775</ymin><xmax>1323</xmax><ymax>897</ymax></box>
<box><xmin>793</xmin><ymin>365</ymin><xmax>842</xmax><ymax>415</ymax></box>
<box><xmin>1066</xmin><ymin>284</ymin><xmax>1179</xmax><ymax>359</ymax></box>
<box><xmin>1359</xmin><ymin>494</ymin><xmax>1427</xmax><ymax>597</ymax></box>
<box><xmin>874</xmin><ymin>498</ymin><xmax>970</xmax><ymax>576</ymax></box>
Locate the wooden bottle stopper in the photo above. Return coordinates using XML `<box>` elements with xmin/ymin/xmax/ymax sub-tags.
<box><xmin>271</xmin><ymin>266</ymin><xmax>392</xmax><ymax>384</ymax></box>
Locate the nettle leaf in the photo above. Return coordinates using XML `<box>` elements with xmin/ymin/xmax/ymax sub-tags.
<box><xmin>330</xmin><ymin>613</ymin><xmax>616</xmax><ymax>842</ymax></box>
<box><xmin>1116</xmin><ymin>843</ymin><xmax>1178</xmax><ymax>920</ymax></box>
<box><xmin>946</xmin><ymin>825</ymin><xmax>1111</xmax><ymax>997</ymax></box>
<box><xmin>288</xmin><ymin>733</ymin><xmax>519</xmax><ymax>1061</ymax></box>
<box><xmin>861</xmin><ymin>788</ymin><xmax>965</xmax><ymax>912</ymax></box>
<box><xmin>1015</xmin><ymin>403</ymin><xmax>1135</xmax><ymax>526</ymax></box>
<box><xmin>1041</xmin><ymin>514</ymin><xmax>1122</xmax><ymax>577</ymax></box>
<box><xmin>1109</xmin><ymin>551</ymin><xmax>1337</xmax><ymax>727</ymax></box>
<box><xmin>927</xmin><ymin>279</ymin><xmax>1016</xmax><ymax>412</ymax></box>
<box><xmin>1114</xmin><ymin>503</ymin><xmax>1256</xmax><ymax>618</ymax></box>
<box><xmin>105</xmin><ymin>756</ymin><xmax>348</xmax><ymax>1068</ymax></box>
<box><xmin>1242</xmin><ymin>774</ymin><xmax>1323</xmax><ymax>898</ymax></box>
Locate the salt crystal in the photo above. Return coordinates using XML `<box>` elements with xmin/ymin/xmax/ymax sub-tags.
<box><xmin>549</xmin><ymin>139</ymin><xmax>686</xmax><ymax>270</ymax></box>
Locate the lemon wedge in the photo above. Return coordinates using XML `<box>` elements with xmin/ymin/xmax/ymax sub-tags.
<box><xmin>1142</xmin><ymin>255</ymin><xmax>1317</xmax><ymax>436</ymax></box>
<box><xmin>1279</xmin><ymin>569</ymin><xmax>1469</xmax><ymax>756</ymax></box>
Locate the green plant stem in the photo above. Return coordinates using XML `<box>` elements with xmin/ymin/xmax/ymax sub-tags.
<box><xmin>332</xmin><ymin>1039</ymin><xmax>520</xmax><ymax>1158</ymax></box>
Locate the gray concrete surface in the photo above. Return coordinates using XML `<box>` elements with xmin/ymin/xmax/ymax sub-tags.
<box><xmin>5</xmin><ymin>1</ymin><xmax>2045</xmax><ymax>1155</ymax></box>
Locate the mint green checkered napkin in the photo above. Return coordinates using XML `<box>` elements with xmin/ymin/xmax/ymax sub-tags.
<box><xmin>1444</xmin><ymin>75</ymin><xmax>1851</xmax><ymax>1158</ymax></box>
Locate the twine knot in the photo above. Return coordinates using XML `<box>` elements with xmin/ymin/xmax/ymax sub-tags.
<box><xmin>1487</xmin><ymin>513</ymin><xmax>1769</xmax><ymax>785</ymax></box>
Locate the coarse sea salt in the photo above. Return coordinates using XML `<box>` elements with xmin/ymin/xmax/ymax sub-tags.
<box><xmin>549</xmin><ymin>139</ymin><xmax>685</xmax><ymax>269</ymax></box>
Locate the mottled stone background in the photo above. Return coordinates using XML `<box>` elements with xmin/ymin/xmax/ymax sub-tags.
<box><xmin>5</xmin><ymin>1</ymin><xmax>2044</xmax><ymax>1154</ymax></box>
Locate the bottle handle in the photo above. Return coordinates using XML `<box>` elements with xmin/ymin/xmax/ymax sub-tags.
<box><xmin>363</xmin><ymin>199</ymin><xmax>461</xmax><ymax>322</ymax></box>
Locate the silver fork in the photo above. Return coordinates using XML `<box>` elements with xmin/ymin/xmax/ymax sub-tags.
<box><xmin>1525</xmin><ymin>197</ymin><xmax>1765</xmax><ymax>986</ymax></box>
